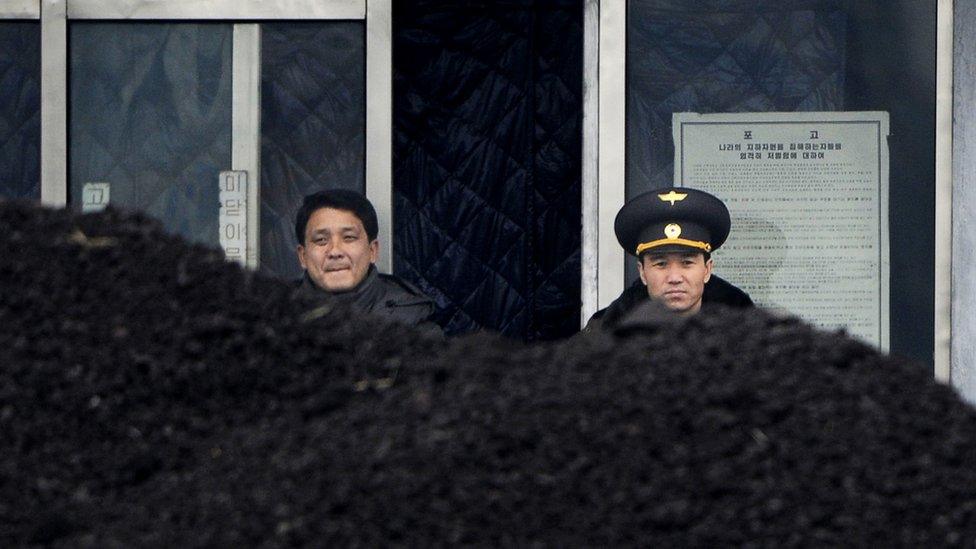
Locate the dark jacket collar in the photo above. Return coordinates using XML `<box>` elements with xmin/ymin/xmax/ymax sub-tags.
<box><xmin>590</xmin><ymin>274</ymin><xmax>753</xmax><ymax>328</ymax></box>
<box><xmin>300</xmin><ymin>264</ymin><xmax>384</xmax><ymax>309</ymax></box>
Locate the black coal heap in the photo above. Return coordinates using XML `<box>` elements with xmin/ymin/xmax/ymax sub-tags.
<box><xmin>2</xmin><ymin>200</ymin><xmax>975</xmax><ymax>547</ymax></box>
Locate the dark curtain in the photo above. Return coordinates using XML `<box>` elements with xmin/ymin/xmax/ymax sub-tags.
<box><xmin>259</xmin><ymin>22</ymin><xmax>366</xmax><ymax>280</ymax></box>
<box><xmin>627</xmin><ymin>0</ymin><xmax>848</xmax><ymax>198</ymax></box>
<box><xmin>393</xmin><ymin>0</ymin><xmax>583</xmax><ymax>340</ymax></box>
<box><xmin>0</xmin><ymin>22</ymin><xmax>40</xmax><ymax>201</ymax></box>
<box><xmin>69</xmin><ymin>23</ymin><xmax>232</xmax><ymax>246</ymax></box>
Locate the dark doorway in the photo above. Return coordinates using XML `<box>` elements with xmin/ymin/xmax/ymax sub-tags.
<box><xmin>393</xmin><ymin>0</ymin><xmax>583</xmax><ymax>340</ymax></box>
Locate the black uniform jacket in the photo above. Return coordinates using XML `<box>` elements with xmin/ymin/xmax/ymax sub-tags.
<box><xmin>586</xmin><ymin>274</ymin><xmax>753</xmax><ymax>330</ymax></box>
<box><xmin>298</xmin><ymin>265</ymin><xmax>439</xmax><ymax>331</ymax></box>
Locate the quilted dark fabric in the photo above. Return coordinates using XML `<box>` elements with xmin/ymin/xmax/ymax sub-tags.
<box><xmin>68</xmin><ymin>23</ymin><xmax>232</xmax><ymax>247</ymax></box>
<box><xmin>0</xmin><ymin>22</ymin><xmax>40</xmax><ymax>200</ymax></box>
<box><xmin>259</xmin><ymin>22</ymin><xmax>366</xmax><ymax>280</ymax></box>
<box><xmin>626</xmin><ymin>0</ymin><xmax>847</xmax><ymax>198</ymax></box>
<box><xmin>393</xmin><ymin>0</ymin><xmax>582</xmax><ymax>340</ymax></box>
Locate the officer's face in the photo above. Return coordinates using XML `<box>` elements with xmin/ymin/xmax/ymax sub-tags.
<box><xmin>638</xmin><ymin>251</ymin><xmax>713</xmax><ymax>316</ymax></box>
<box><xmin>297</xmin><ymin>207</ymin><xmax>378</xmax><ymax>293</ymax></box>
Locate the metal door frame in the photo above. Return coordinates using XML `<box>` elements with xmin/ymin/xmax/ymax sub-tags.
<box><xmin>0</xmin><ymin>0</ymin><xmax>36</xmax><ymax>18</ymax></box>
<box><xmin>1</xmin><ymin>0</ymin><xmax>392</xmax><ymax>271</ymax></box>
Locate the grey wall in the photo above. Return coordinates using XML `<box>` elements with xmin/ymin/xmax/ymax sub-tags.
<box><xmin>952</xmin><ymin>0</ymin><xmax>976</xmax><ymax>402</ymax></box>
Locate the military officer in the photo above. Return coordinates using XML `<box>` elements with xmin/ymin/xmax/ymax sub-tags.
<box><xmin>587</xmin><ymin>186</ymin><xmax>753</xmax><ymax>329</ymax></box>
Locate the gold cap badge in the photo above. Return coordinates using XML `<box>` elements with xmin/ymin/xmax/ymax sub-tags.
<box><xmin>657</xmin><ymin>190</ymin><xmax>687</xmax><ymax>206</ymax></box>
<box><xmin>664</xmin><ymin>223</ymin><xmax>682</xmax><ymax>239</ymax></box>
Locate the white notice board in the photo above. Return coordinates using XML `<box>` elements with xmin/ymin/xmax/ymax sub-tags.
<box><xmin>673</xmin><ymin>111</ymin><xmax>890</xmax><ymax>350</ymax></box>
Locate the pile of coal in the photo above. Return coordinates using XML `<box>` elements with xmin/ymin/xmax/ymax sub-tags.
<box><xmin>2</xmin><ymin>199</ymin><xmax>975</xmax><ymax>547</ymax></box>
<box><xmin>0</xmin><ymin>200</ymin><xmax>444</xmax><ymax>545</ymax></box>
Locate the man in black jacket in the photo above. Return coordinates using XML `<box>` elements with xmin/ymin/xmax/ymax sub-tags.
<box><xmin>295</xmin><ymin>189</ymin><xmax>438</xmax><ymax>330</ymax></box>
<box><xmin>587</xmin><ymin>187</ymin><xmax>753</xmax><ymax>329</ymax></box>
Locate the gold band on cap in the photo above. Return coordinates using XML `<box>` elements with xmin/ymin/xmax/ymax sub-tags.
<box><xmin>636</xmin><ymin>238</ymin><xmax>712</xmax><ymax>255</ymax></box>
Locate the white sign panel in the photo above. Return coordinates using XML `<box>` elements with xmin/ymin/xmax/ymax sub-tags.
<box><xmin>81</xmin><ymin>182</ymin><xmax>110</xmax><ymax>213</ymax></box>
<box><xmin>673</xmin><ymin>111</ymin><xmax>890</xmax><ymax>350</ymax></box>
<box><xmin>218</xmin><ymin>170</ymin><xmax>248</xmax><ymax>266</ymax></box>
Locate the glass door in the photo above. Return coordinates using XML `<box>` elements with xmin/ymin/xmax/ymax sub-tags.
<box><xmin>586</xmin><ymin>0</ymin><xmax>953</xmax><ymax>375</ymax></box>
<box><xmin>39</xmin><ymin>0</ymin><xmax>391</xmax><ymax>275</ymax></box>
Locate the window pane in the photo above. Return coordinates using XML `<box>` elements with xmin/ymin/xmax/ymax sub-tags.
<box><xmin>0</xmin><ymin>21</ymin><xmax>40</xmax><ymax>200</ymax></box>
<box><xmin>259</xmin><ymin>22</ymin><xmax>366</xmax><ymax>280</ymax></box>
<box><xmin>69</xmin><ymin>22</ymin><xmax>233</xmax><ymax>247</ymax></box>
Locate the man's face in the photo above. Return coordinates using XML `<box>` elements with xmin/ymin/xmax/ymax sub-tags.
<box><xmin>297</xmin><ymin>207</ymin><xmax>379</xmax><ymax>293</ymax></box>
<box><xmin>638</xmin><ymin>251</ymin><xmax>713</xmax><ymax>315</ymax></box>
